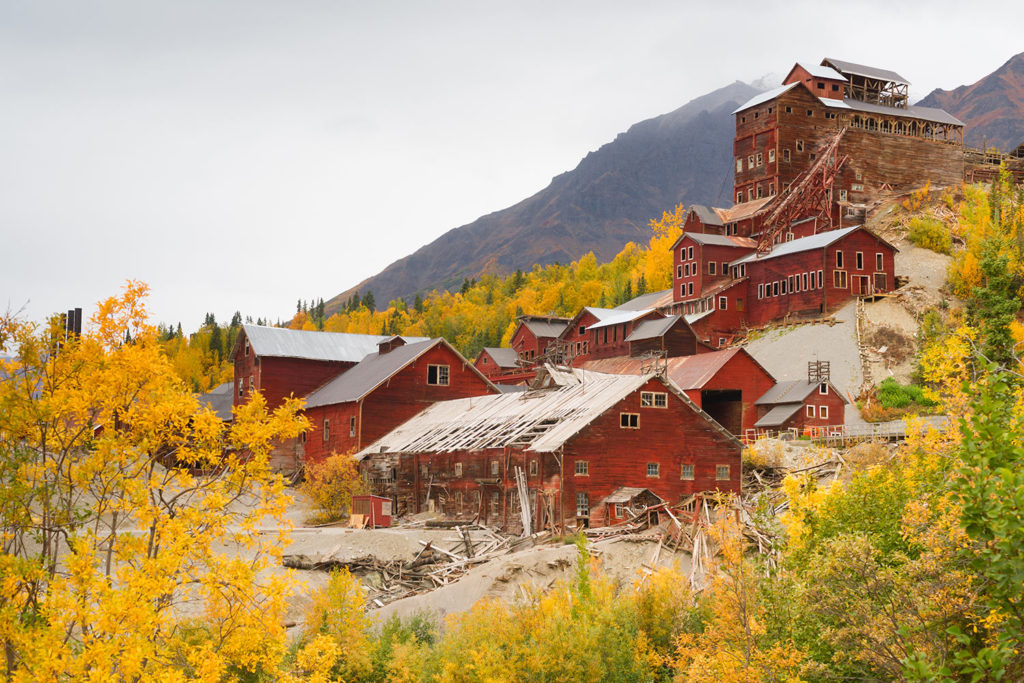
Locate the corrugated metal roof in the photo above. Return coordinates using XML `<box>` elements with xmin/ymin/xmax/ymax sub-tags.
<box><xmin>754</xmin><ymin>403</ymin><xmax>803</xmax><ymax>428</ymax></box>
<box><xmin>817</xmin><ymin>97</ymin><xmax>964</xmax><ymax>126</ymax></box>
<box><xmin>480</xmin><ymin>347</ymin><xmax>519</xmax><ymax>368</ymax></box>
<box><xmin>197</xmin><ymin>382</ymin><xmax>234</xmax><ymax>421</ymax></box>
<box><xmin>822</xmin><ymin>58</ymin><xmax>909</xmax><ymax>86</ymax></box>
<box><xmin>794</xmin><ymin>62</ymin><xmax>846</xmax><ymax>81</ymax></box>
<box><xmin>236</xmin><ymin>324</ymin><xmax>428</xmax><ymax>363</ymax></box>
<box><xmin>614</xmin><ymin>289</ymin><xmax>673</xmax><ymax>311</ymax></box>
<box><xmin>520</xmin><ymin>316</ymin><xmax>571</xmax><ymax>339</ymax></box>
<box><xmin>684</xmin><ymin>233</ymin><xmax>757</xmax><ymax>249</ymax></box>
<box><xmin>720</xmin><ymin>196</ymin><xmax>774</xmax><ymax>222</ymax></box>
<box><xmin>684</xmin><ymin>309</ymin><xmax>714</xmax><ymax>325</ymax></box>
<box><xmin>733</xmin><ymin>83</ymin><xmax>798</xmax><ymax>114</ymax></box>
<box><xmin>585</xmin><ymin>307</ymin><xmax>655</xmax><ymax>331</ymax></box>
<box><xmin>603</xmin><ymin>487</ymin><xmax>662</xmax><ymax>505</ymax></box>
<box><xmin>355</xmin><ymin>366</ymin><xmax>742</xmax><ymax>457</ymax></box>
<box><xmin>305</xmin><ymin>338</ymin><xmax>495</xmax><ymax>408</ymax></box>
<box><xmin>692</xmin><ymin>204</ymin><xmax>724</xmax><ymax>226</ymax></box>
<box><xmin>625</xmin><ymin>315</ymin><xmax>680</xmax><ymax>342</ymax></box>
<box><xmin>584</xmin><ymin>348</ymin><xmax>756</xmax><ymax>391</ymax></box>
<box><xmin>755</xmin><ymin>379</ymin><xmax>818</xmax><ymax>405</ymax></box>
<box><xmin>730</xmin><ymin>226</ymin><xmax>862</xmax><ymax>266</ymax></box>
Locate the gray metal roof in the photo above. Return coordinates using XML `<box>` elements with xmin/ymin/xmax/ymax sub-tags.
<box><xmin>822</xmin><ymin>58</ymin><xmax>909</xmax><ymax>86</ymax></box>
<box><xmin>355</xmin><ymin>366</ymin><xmax>742</xmax><ymax>458</ymax></box>
<box><xmin>480</xmin><ymin>347</ymin><xmax>519</xmax><ymax>368</ymax></box>
<box><xmin>614</xmin><ymin>289</ymin><xmax>673</xmax><ymax>311</ymax></box>
<box><xmin>585</xmin><ymin>307</ymin><xmax>655</xmax><ymax>331</ymax></box>
<box><xmin>754</xmin><ymin>403</ymin><xmax>804</xmax><ymax>428</ymax></box>
<box><xmin>305</xmin><ymin>338</ymin><xmax>490</xmax><ymax>408</ymax></box>
<box><xmin>603</xmin><ymin>487</ymin><xmax>662</xmax><ymax>505</ymax></box>
<box><xmin>730</xmin><ymin>226</ymin><xmax>862</xmax><ymax>266</ymax></box>
<box><xmin>733</xmin><ymin>83</ymin><xmax>798</xmax><ymax>114</ymax></box>
<box><xmin>197</xmin><ymin>382</ymin><xmax>234</xmax><ymax>421</ymax></box>
<box><xmin>755</xmin><ymin>379</ymin><xmax>848</xmax><ymax>406</ymax></box>
<box><xmin>234</xmin><ymin>324</ymin><xmax>428</xmax><ymax>363</ymax></box>
<box><xmin>625</xmin><ymin>315</ymin><xmax>681</xmax><ymax>342</ymax></box>
<box><xmin>520</xmin><ymin>316</ymin><xmax>571</xmax><ymax>339</ymax></box>
<box><xmin>794</xmin><ymin>62</ymin><xmax>846</xmax><ymax>81</ymax></box>
<box><xmin>691</xmin><ymin>204</ymin><xmax>724</xmax><ymax>226</ymax></box>
<box><xmin>817</xmin><ymin>97</ymin><xmax>964</xmax><ymax>126</ymax></box>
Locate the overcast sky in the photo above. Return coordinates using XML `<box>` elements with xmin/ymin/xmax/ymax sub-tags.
<box><xmin>2</xmin><ymin>0</ymin><xmax>1020</xmax><ymax>331</ymax></box>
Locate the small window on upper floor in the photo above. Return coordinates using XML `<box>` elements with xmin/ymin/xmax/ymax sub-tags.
<box><xmin>796</xmin><ymin>140</ymin><xmax>804</xmax><ymax>152</ymax></box>
<box><xmin>783</xmin><ymin>149</ymin><xmax>791</xmax><ymax>162</ymax></box>
<box><xmin>768</xmin><ymin>149</ymin><xmax>775</xmax><ymax>163</ymax></box>
<box><xmin>620</xmin><ymin>413</ymin><xmax>639</xmax><ymax>429</ymax></box>
<box><xmin>736</xmin><ymin>158</ymin><xmax>743</xmax><ymax>173</ymax></box>
<box><xmin>640</xmin><ymin>391</ymin><xmax>668</xmax><ymax>408</ymax></box>
<box><xmin>819</xmin><ymin>382</ymin><xmax>829</xmax><ymax>395</ymax></box>
<box><xmin>244</xmin><ymin>338</ymin><xmax>250</xmax><ymax>356</ymax></box>
<box><xmin>708</xmin><ymin>261</ymin><xmax>716</xmax><ymax>276</ymax></box>
<box><xmin>427</xmin><ymin>364</ymin><xmax>450</xmax><ymax>386</ymax></box>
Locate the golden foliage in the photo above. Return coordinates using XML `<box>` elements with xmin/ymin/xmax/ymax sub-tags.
<box><xmin>301</xmin><ymin>451</ymin><xmax>366</xmax><ymax>524</ymax></box>
<box><xmin>0</xmin><ymin>281</ymin><xmax>308</xmax><ymax>681</ymax></box>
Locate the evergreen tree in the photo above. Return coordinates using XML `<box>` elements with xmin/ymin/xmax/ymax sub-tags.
<box><xmin>414</xmin><ymin>294</ymin><xmax>424</xmax><ymax>313</ymax></box>
<box><xmin>176</xmin><ymin>322</ymin><xmax>183</xmax><ymax>338</ymax></box>
<box><xmin>209</xmin><ymin>324</ymin><xmax>223</xmax><ymax>361</ymax></box>
<box><xmin>230</xmin><ymin>311</ymin><xmax>242</xmax><ymax>328</ymax></box>
<box><xmin>363</xmin><ymin>291</ymin><xmax>376</xmax><ymax>311</ymax></box>
<box><xmin>970</xmin><ymin>237</ymin><xmax>1021</xmax><ymax>366</ymax></box>
<box><xmin>636</xmin><ymin>274</ymin><xmax>647</xmax><ymax>296</ymax></box>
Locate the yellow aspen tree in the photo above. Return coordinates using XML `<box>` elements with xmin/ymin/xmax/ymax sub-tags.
<box><xmin>0</xmin><ymin>281</ymin><xmax>308</xmax><ymax>681</ymax></box>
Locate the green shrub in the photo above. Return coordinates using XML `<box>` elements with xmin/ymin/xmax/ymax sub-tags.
<box><xmin>876</xmin><ymin>378</ymin><xmax>938</xmax><ymax>410</ymax></box>
<box><xmin>907</xmin><ymin>217</ymin><xmax>952</xmax><ymax>254</ymax></box>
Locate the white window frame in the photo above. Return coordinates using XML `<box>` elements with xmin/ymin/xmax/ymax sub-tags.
<box><xmin>490</xmin><ymin>460</ymin><xmax>499</xmax><ymax>476</ymax></box>
<box><xmin>820</xmin><ymin>405</ymin><xmax>830</xmax><ymax>420</ymax></box>
<box><xmin>681</xmin><ymin>464</ymin><xmax>695</xmax><ymax>480</ymax></box>
<box><xmin>640</xmin><ymin>391</ymin><xmax>668</xmax><ymax>408</ymax></box>
<box><xmin>322</xmin><ymin>419</ymin><xmax>330</xmax><ymax>442</ymax></box>
<box><xmin>454</xmin><ymin>462</ymin><xmax>463</xmax><ymax>477</ymax></box>
<box><xmin>806</xmin><ymin>404</ymin><xmax>816</xmax><ymax>418</ymax></box>
<box><xmin>716</xmin><ymin>465</ymin><xmax>730</xmax><ymax>481</ymax></box>
<box><xmin>708</xmin><ymin>261</ymin><xmax>716</xmax><ymax>276</ymax></box>
<box><xmin>427</xmin><ymin>364</ymin><xmax>450</xmax><ymax>386</ymax></box>
<box><xmin>719</xmin><ymin>296</ymin><xmax>727</xmax><ymax>310</ymax></box>
<box><xmin>646</xmin><ymin>463</ymin><xmax>660</xmax><ymax>478</ymax></box>
<box><xmin>576</xmin><ymin>492</ymin><xmax>589</xmax><ymax>517</ymax></box>
<box><xmin>349</xmin><ymin>416</ymin><xmax>356</xmax><ymax>437</ymax></box>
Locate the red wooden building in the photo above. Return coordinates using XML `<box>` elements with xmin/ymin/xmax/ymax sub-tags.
<box><xmin>474</xmin><ymin>347</ymin><xmax>528</xmax><ymax>384</ymax></box>
<box><xmin>557</xmin><ymin>307</ymin><xmax>665</xmax><ymax>364</ymax></box>
<box><xmin>229</xmin><ymin>324</ymin><xmax>427</xmax><ymax>411</ymax></box>
<box><xmin>584</xmin><ymin>347</ymin><xmax>776</xmax><ymax>435</ymax></box>
<box><xmin>356</xmin><ymin>367</ymin><xmax>742</xmax><ymax>532</ymax></box>
<box><xmin>732</xmin><ymin>58</ymin><xmax>963</xmax><ymax>210</ymax></box>
<box><xmin>301</xmin><ymin>337</ymin><xmax>498</xmax><ymax>464</ymax></box>
<box><xmin>509</xmin><ymin>315</ymin><xmax>571</xmax><ymax>364</ymax></box>
<box><xmin>754</xmin><ymin>378</ymin><xmax>848</xmax><ymax>436</ymax></box>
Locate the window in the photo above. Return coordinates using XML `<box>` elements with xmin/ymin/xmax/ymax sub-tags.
<box><xmin>781</xmin><ymin>279</ymin><xmax>787</xmax><ymax>295</ymax></box>
<box><xmin>640</xmin><ymin>391</ymin><xmax>668</xmax><ymax>408</ymax></box>
<box><xmin>737</xmin><ymin>192</ymin><xmax>743</xmax><ymax>203</ymax></box>
<box><xmin>688</xmin><ymin>246</ymin><xmax>694</xmax><ymax>260</ymax></box>
<box><xmin>349</xmin><ymin>416</ymin><xmax>356</xmax><ymax>437</ymax></box>
<box><xmin>718</xmin><ymin>337</ymin><xmax>726</xmax><ymax>346</ymax></box>
<box><xmin>722</xmin><ymin>262</ymin><xmax>729</xmax><ymax>273</ymax></box>
<box><xmin>817</xmin><ymin>270</ymin><xmax>823</xmax><ymax>288</ymax></box>
<box><xmin>768</xmin><ymin>149</ymin><xmax>775</xmax><ymax>163</ymax></box>
<box><xmin>748</xmin><ymin>189</ymin><xmax>754</xmax><ymax>202</ymax></box>
<box><xmin>856</xmin><ymin>252</ymin><xmax>864</xmax><ymax>270</ymax></box>
<box><xmin>835</xmin><ymin>251</ymin><xmax>844</xmax><ymax>268</ymax></box>
<box><xmin>576</xmin><ymin>492</ymin><xmax>589</xmax><ymax>517</ymax></box>
<box><xmin>816</xmin><ymin>81</ymin><xmax>824</xmax><ymax>90</ymax></box>
<box><xmin>490</xmin><ymin>491</ymin><xmax>499</xmax><ymax>514</ymax></box>
<box><xmin>529</xmin><ymin>460</ymin><xmax>538</xmax><ymax>476</ymax></box>
<box><xmin>680</xmin><ymin>248</ymin><xmax>686</xmax><ymax>261</ymax></box>
<box><xmin>794</xmin><ymin>275</ymin><xmax>801</xmax><ymax>293</ymax></box>
<box><xmin>876</xmin><ymin>253</ymin><xmax>884</xmax><ymax>271</ymax></box>
<box><xmin>249</xmin><ymin>375</ymin><xmax>254</xmax><ymax>392</ymax></box>
<box><xmin>758</xmin><ymin>283</ymin><xmax>765</xmax><ymax>299</ymax></box>
<box><xmin>676</xmin><ymin>264</ymin><xmax>682</xmax><ymax>278</ymax></box>
<box><xmin>747</xmin><ymin>155</ymin><xmax>754</xmax><ymax>169</ymax></box>
<box><xmin>299</xmin><ymin>431</ymin><xmax>306</xmax><ymax>444</ymax></box>
<box><xmin>773</xmin><ymin>281</ymin><xmax>780</xmax><ymax>296</ymax></box>
<box><xmin>238</xmin><ymin>379</ymin><xmax>244</xmax><ymax>397</ymax></box>
<box><xmin>490</xmin><ymin>460</ymin><xmax>500</xmax><ymax>476</ymax></box>
<box><xmin>819</xmin><ymin>382</ymin><xmax>829</xmax><ymax>395</ymax></box>
<box><xmin>832</xmin><ymin>83</ymin><xmax>840</xmax><ymax>92</ymax></box>
<box><xmin>834</xmin><ymin>270</ymin><xmax>848</xmax><ymax>288</ymax></box>
<box><xmin>756</xmin><ymin>152</ymin><xmax>763</xmax><ymax>167</ymax></box>
<box><xmin>684</xmin><ymin>263</ymin><xmax>690</xmax><ymax>277</ymax></box>
<box><xmin>323</xmin><ymin>419</ymin><xmax>330</xmax><ymax>442</ymax></box>
<box><xmin>620</xmin><ymin>413</ymin><xmax>639</xmax><ymax>429</ymax></box>
<box><xmin>647</xmin><ymin>463</ymin><xmax>660</xmax><ymax>478</ymax></box>
<box><xmin>788</xmin><ymin>275</ymin><xmax>794</xmax><ymax>292</ymax></box>
<box><xmin>783</xmin><ymin>149</ymin><xmax>791</xmax><ymax>162</ymax></box>
<box><xmin>575</xmin><ymin>460</ymin><xmax>589</xmax><ymax>476</ymax></box>
<box><xmin>680</xmin><ymin>284</ymin><xmax>687</xmax><ymax>297</ymax></box>
<box><xmin>455</xmin><ymin>462</ymin><xmax>463</xmax><ymax>477</ymax></box>
<box><xmin>796</xmin><ymin>140</ymin><xmax>804</xmax><ymax>152</ymax></box>
<box><xmin>427</xmin><ymin>364</ymin><xmax>450</xmax><ymax>385</ymax></box>
<box><xmin>806</xmin><ymin>404</ymin><xmax>816</xmax><ymax>418</ymax></box>
<box><xmin>614</xmin><ymin>503</ymin><xmax>625</xmax><ymax>518</ymax></box>
<box><xmin>807</xmin><ymin>109</ymin><xmax>813</xmax><ymax>117</ymax></box>
<box><xmin>719</xmin><ymin>296</ymin><xmax>728</xmax><ymax>310</ymax></box>
<box><xmin>716</xmin><ymin>465</ymin><xmax>731</xmax><ymax>481</ymax></box>
<box><xmin>681</xmin><ymin>464</ymin><xmax>695</xmax><ymax>480</ymax></box>
<box><xmin>688</xmin><ymin>282</ymin><xmax>694</xmax><ymax>296</ymax></box>
<box><xmin>708</xmin><ymin>261</ymin><xmax>716</xmax><ymax>276</ymax></box>
<box><xmin>802</xmin><ymin>272</ymin><xmax>809</xmax><ymax>290</ymax></box>
<box><xmin>736</xmin><ymin>158</ymin><xmax>742</xmax><ymax>173</ymax></box>
<box><xmin>820</xmin><ymin>405</ymin><xmax>830</xmax><ymax>420</ymax></box>
<box><xmin>769</xmin><ymin>182</ymin><xmax>775</xmax><ymax>195</ymax></box>
<box><xmin>785</xmin><ymin>105</ymin><xmax>792</xmax><ymax>114</ymax></box>
<box><xmin>244</xmin><ymin>338</ymin><xmax>250</xmax><ymax>356</ymax></box>
<box><xmin>578</xmin><ymin>325</ymin><xmax>586</xmax><ymax>335</ymax></box>
<box><xmin>839</xmin><ymin>189</ymin><xmax>848</xmax><ymax>202</ymax></box>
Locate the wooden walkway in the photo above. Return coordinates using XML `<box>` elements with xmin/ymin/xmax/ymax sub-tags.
<box><xmin>743</xmin><ymin>415</ymin><xmax>949</xmax><ymax>446</ymax></box>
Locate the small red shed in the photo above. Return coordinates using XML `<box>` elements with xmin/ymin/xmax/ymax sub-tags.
<box><xmin>351</xmin><ymin>494</ymin><xmax>393</xmax><ymax>528</ymax></box>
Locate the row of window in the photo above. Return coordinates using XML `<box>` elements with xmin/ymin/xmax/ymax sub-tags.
<box><xmin>758</xmin><ymin>270</ymin><xmax>824</xmax><ymax>299</ymax></box>
<box><xmin>737</xmin><ymin>181</ymin><xmax>777</xmax><ymax>204</ymax></box>
<box><xmin>806</xmin><ymin>404</ymin><xmax>830</xmax><ymax>419</ymax></box>
<box><xmin>573</xmin><ymin>461</ymin><xmax>730</xmax><ymax>481</ymax></box>
<box><xmin>238</xmin><ymin>375</ymin><xmax>255</xmax><ymax>397</ymax></box>
<box><xmin>737</xmin><ymin>148</ymin><xmax>777</xmax><ymax>173</ymax></box>
<box><xmin>835</xmin><ymin>250</ymin><xmax>885</xmax><ymax>271</ymax></box>
<box><xmin>311</xmin><ymin>415</ymin><xmax>359</xmax><ymax>443</ymax></box>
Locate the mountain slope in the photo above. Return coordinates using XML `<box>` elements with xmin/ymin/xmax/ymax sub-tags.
<box><xmin>328</xmin><ymin>81</ymin><xmax>761</xmax><ymax>312</ymax></box>
<box><xmin>917</xmin><ymin>51</ymin><xmax>1024</xmax><ymax>152</ymax></box>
